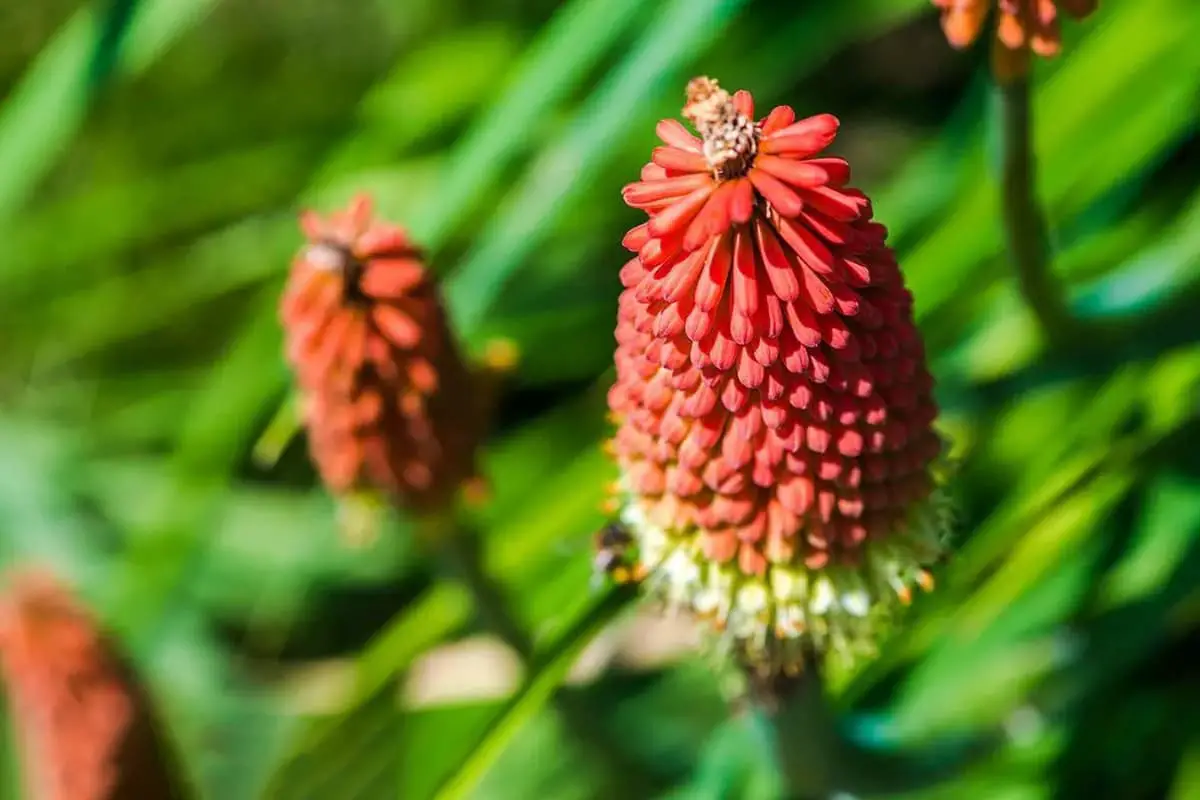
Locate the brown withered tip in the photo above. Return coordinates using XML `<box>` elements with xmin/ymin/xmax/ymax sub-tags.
<box><xmin>681</xmin><ymin>75</ymin><xmax>759</xmax><ymax>179</ymax></box>
<box><xmin>684</xmin><ymin>76</ymin><xmax>721</xmax><ymax>109</ymax></box>
<box><xmin>0</xmin><ymin>569</ymin><xmax>185</xmax><ymax>800</ymax></box>
<box><xmin>682</xmin><ymin>76</ymin><xmax>730</xmax><ymax>135</ymax></box>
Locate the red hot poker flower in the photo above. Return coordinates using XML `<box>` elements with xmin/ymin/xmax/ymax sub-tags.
<box><xmin>932</xmin><ymin>0</ymin><xmax>1099</xmax><ymax>81</ymax></box>
<box><xmin>607</xmin><ymin>78</ymin><xmax>950</xmax><ymax>672</ymax></box>
<box><xmin>0</xmin><ymin>570</ymin><xmax>182</xmax><ymax>800</ymax></box>
<box><xmin>281</xmin><ymin>195</ymin><xmax>481</xmax><ymax>516</ymax></box>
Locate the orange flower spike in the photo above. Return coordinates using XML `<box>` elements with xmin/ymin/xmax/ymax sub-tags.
<box><xmin>281</xmin><ymin>194</ymin><xmax>482</xmax><ymax>516</ymax></box>
<box><xmin>0</xmin><ymin>570</ymin><xmax>182</xmax><ymax>800</ymax></box>
<box><xmin>931</xmin><ymin>0</ymin><xmax>1099</xmax><ymax>81</ymax></box>
<box><xmin>608</xmin><ymin>78</ymin><xmax>953</xmax><ymax>673</ymax></box>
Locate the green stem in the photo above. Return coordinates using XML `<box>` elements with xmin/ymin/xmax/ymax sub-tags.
<box><xmin>425</xmin><ymin>517</ymin><xmax>532</xmax><ymax>653</ymax></box>
<box><xmin>424</xmin><ymin>517</ymin><xmax>662</xmax><ymax>797</ymax></box>
<box><xmin>747</xmin><ymin>662</ymin><xmax>975</xmax><ymax>799</ymax></box>
<box><xmin>997</xmin><ymin>78</ymin><xmax>1079</xmax><ymax>350</ymax></box>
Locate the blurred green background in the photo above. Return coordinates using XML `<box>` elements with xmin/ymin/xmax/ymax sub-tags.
<box><xmin>1</xmin><ymin>0</ymin><xmax>1199</xmax><ymax>798</ymax></box>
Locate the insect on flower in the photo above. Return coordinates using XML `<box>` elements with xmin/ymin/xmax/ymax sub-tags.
<box><xmin>591</xmin><ymin>522</ymin><xmax>650</xmax><ymax>588</ymax></box>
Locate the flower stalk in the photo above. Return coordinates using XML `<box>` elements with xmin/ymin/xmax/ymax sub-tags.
<box><xmin>997</xmin><ymin>77</ymin><xmax>1080</xmax><ymax>350</ymax></box>
<box><xmin>744</xmin><ymin>665</ymin><xmax>968</xmax><ymax>799</ymax></box>
<box><xmin>931</xmin><ymin>2</ymin><xmax>1102</xmax><ymax>349</ymax></box>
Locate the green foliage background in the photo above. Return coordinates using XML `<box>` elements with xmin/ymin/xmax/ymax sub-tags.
<box><xmin>1</xmin><ymin>0</ymin><xmax>1199</xmax><ymax>798</ymax></box>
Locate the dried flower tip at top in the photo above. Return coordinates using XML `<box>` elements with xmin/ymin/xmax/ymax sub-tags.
<box><xmin>683</xmin><ymin>77</ymin><xmax>759</xmax><ymax>180</ymax></box>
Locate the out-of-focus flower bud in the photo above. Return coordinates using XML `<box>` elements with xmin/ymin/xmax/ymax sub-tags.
<box><xmin>281</xmin><ymin>194</ymin><xmax>482</xmax><ymax>519</ymax></box>
<box><xmin>932</xmin><ymin>0</ymin><xmax>1099</xmax><ymax>81</ymax></box>
<box><xmin>0</xmin><ymin>569</ymin><xmax>183</xmax><ymax>800</ymax></box>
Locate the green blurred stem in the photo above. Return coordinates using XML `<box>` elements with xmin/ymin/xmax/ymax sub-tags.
<box><xmin>998</xmin><ymin>78</ymin><xmax>1080</xmax><ymax>350</ymax></box>
<box><xmin>420</xmin><ymin>514</ymin><xmax>661</xmax><ymax>797</ymax></box>
<box><xmin>749</xmin><ymin>664</ymin><xmax>964</xmax><ymax>799</ymax></box>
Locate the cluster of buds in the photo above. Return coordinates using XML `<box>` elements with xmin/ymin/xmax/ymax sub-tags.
<box><xmin>0</xmin><ymin>570</ymin><xmax>180</xmax><ymax>800</ymax></box>
<box><xmin>932</xmin><ymin>0</ymin><xmax>1099</xmax><ymax>81</ymax></box>
<box><xmin>281</xmin><ymin>195</ymin><xmax>485</xmax><ymax>527</ymax></box>
<box><xmin>605</xmin><ymin>78</ymin><xmax>953</xmax><ymax>675</ymax></box>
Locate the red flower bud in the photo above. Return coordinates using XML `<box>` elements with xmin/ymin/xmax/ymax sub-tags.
<box><xmin>931</xmin><ymin>0</ymin><xmax>1099</xmax><ymax>81</ymax></box>
<box><xmin>0</xmin><ymin>569</ymin><xmax>182</xmax><ymax>799</ymax></box>
<box><xmin>281</xmin><ymin>195</ymin><xmax>481</xmax><ymax>515</ymax></box>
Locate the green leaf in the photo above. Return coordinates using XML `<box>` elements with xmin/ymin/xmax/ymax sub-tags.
<box><xmin>682</xmin><ymin>716</ymin><xmax>782</xmax><ymax>800</ymax></box>
<box><xmin>406</xmin><ymin>0</ymin><xmax>647</xmax><ymax>250</ymax></box>
<box><xmin>1170</xmin><ymin>736</ymin><xmax>1200</xmax><ymax>800</ymax></box>
<box><xmin>396</xmin><ymin>703</ymin><xmax>506</xmax><ymax>800</ymax></box>
<box><xmin>955</xmin><ymin>471</ymin><xmax>1133</xmax><ymax>636</ymax></box>
<box><xmin>264</xmin><ymin>686</ymin><xmax>402</xmax><ymax>800</ymax></box>
<box><xmin>1099</xmin><ymin>472</ymin><xmax>1200</xmax><ymax>610</ymax></box>
<box><xmin>88</xmin><ymin>0</ymin><xmax>140</xmax><ymax>88</ymax></box>
<box><xmin>106</xmin><ymin>292</ymin><xmax>288</xmax><ymax>650</ymax></box>
<box><xmin>0</xmin><ymin>0</ymin><xmax>218</xmax><ymax>221</ymax></box>
<box><xmin>313</xmin><ymin>25</ymin><xmax>522</xmax><ymax>181</ymax></box>
<box><xmin>430</xmin><ymin>587</ymin><xmax>630</xmax><ymax>800</ymax></box>
<box><xmin>443</xmin><ymin>0</ymin><xmax>750</xmax><ymax>338</ymax></box>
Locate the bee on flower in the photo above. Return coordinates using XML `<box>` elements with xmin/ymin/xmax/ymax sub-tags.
<box><xmin>591</xmin><ymin>522</ymin><xmax>650</xmax><ymax>587</ymax></box>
